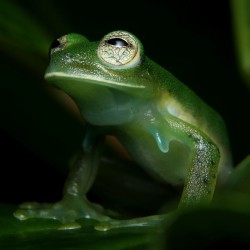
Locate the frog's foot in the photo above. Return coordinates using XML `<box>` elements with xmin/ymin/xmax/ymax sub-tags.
<box><xmin>14</xmin><ymin>195</ymin><xmax>111</xmax><ymax>230</ymax></box>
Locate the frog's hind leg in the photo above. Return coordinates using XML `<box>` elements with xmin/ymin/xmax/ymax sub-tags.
<box><xmin>14</xmin><ymin>144</ymin><xmax>111</xmax><ymax>229</ymax></box>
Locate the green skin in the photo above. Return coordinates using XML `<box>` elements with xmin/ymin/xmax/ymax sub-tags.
<box><xmin>14</xmin><ymin>31</ymin><xmax>233</xmax><ymax>231</ymax></box>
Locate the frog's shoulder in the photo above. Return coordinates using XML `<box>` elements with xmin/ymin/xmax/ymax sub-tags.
<box><xmin>155</xmin><ymin>66</ymin><xmax>230</xmax><ymax>148</ymax></box>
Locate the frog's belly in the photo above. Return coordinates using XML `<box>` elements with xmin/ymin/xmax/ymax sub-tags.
<box><xmin>120</xmin><ymin>135</ymin><xmax>192</xmax><ymax>186</ymax></box>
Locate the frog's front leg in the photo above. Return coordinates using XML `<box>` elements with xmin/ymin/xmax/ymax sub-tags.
<box><xmin>95</xmin><ymin>119</ymin><xmax>221</xmax><ymax>231</ymax></box>
<box><xmin>169</xmin><ymin>119</ymin><xmax>221</xmax><ymax>208</ymax></box>
<box><xmin>14</xmin><ymin>143</ymin><xmax>111</xmax><ymax>229</ymax></box>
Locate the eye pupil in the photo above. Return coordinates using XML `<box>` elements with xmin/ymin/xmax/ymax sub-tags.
<box><xmin>107</xmin><ymin>38</ymin><xmax>128</xmax><ymax>47</ymax></box>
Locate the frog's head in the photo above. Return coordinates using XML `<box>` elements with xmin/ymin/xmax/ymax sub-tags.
<box><xmin>45</xmin><ymin>31</ymin><xmax>162</xmax><ymax>125</ymax></box>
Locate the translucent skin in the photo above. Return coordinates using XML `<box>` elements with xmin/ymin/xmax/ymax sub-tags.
<box><xmin>45</xmin><ymin>32</ymin><xmax>232</xmax><ymax>188</ymax></box>
<box><xmin>14</xmin><ymin>31</ymin><xmax>233</xmax><ymax>231</ymax></box>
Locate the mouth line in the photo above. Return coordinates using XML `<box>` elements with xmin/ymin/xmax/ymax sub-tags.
<box><xmin>45</xmin><ymin>72</ymin><xmax>146</xmax><ymax>89</ymax></box>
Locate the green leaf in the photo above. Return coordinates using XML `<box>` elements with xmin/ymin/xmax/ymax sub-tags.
<box><xmin>0</xmin><ymin>204</ymin><xmax>158</xmax><ymax>250</ymax></box>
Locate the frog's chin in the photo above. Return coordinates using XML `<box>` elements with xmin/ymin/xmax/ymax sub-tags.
<box><xmin>45</xmin><ymin>71</ymin><xmax>139</xmax><ymax>126</ymax></box>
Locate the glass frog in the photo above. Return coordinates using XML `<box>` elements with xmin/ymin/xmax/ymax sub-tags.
<box><xmin>14</xmin><ymin>31</ymin><xmax>234</xmax><ymax>231</ymax></box>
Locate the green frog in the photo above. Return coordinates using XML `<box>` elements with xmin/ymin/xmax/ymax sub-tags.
<box><xmin>14</xmin><ymin>31</ymin><xmax>233</xmax><ymax>231</ymax></box>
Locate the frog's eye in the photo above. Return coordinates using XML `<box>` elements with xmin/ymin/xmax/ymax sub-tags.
<box><xmin>49</xmin><ymin>35</ymin><xmax>67</xmax><ymax>56</ymax></box>
<box><xmin>49</xmin><ymin>34</ymin><xmax>89</xmax><ymax>57</ymax></box>
<box><xmin>98</xmin><ymin>31</ymin><xmax>141</xmax><ymax>67</ymax></box>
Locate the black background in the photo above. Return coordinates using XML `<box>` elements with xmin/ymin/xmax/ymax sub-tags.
<box><xmin>0</xmin><ymin>0</ymin><xmax>249</xmax><ymax>205</ymax></box>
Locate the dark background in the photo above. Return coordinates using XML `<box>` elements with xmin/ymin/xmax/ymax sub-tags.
<box><xmin>0</xmin><ymin>0</ymin><xmax>249</xmax><ymax>206</ymax></box>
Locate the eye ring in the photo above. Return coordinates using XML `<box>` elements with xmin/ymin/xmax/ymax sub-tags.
<box><xmin>98</xmin><ymin>31</ymin><xmax>140</xmax><ymax>67</ymax></box>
